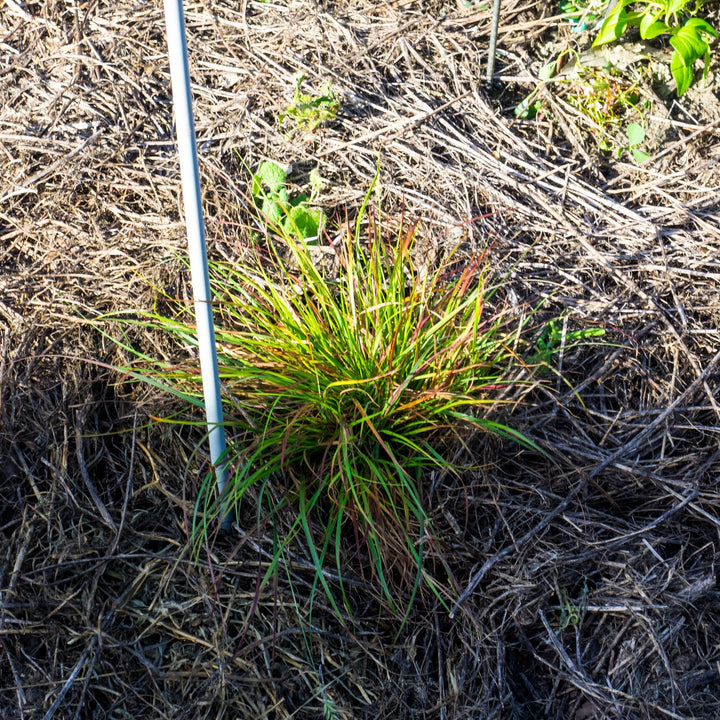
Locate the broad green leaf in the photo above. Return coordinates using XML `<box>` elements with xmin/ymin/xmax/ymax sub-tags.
<box><xmin>642</xmin><ymin>20</ymin><xmax>670</xmax><ymax>39</ymax></box>
<box><xmin>639</xmin><ymin>9</ymin><xmax>660</xmax><ymax>37</ymax></box>
<box><xmin>515</xmin><ymin>98</ymin><xmax>541</xmax><ymax>119</ymax></box>
<box><xmin>255</xmin><ymin>161</ymin><xmax>287</xmax><ymax>193</ymax></box>
<box><xmin>670</xmin><ymin>48</ymin><xmax>694</xmax><ymax>95</ymax></box>
<box><xmin>626</xmin><ymin>123</ymin><xmax>645</xmax><ymax>147</ymax></box>
<box><xmin>666</xmin><ymin>0</ymin><xmax>689</xmax><ymax>16</ymax></box>
<box><xmin>676</xmin><ymin>25</ymin><xmax>709</xmax><ymax>57</ymax></box>
<box><xmin>593</xmin><ymin>2</ymin><xmax>630</xmax><ymax>46</ymax></box>
<box><xmin>683</xmin><ymin>17</ymin><xmax>718</xmax><ymax>37</ymax></box>
<box><xmin>289</xmin><ymin>193</ymin><xmax>309</xmax><ymax>208</ymax></box>
<box><xmin>286</xmin><ymin>206</ymin><xmax>322</xmax><ymax>240</ymax></box>
<box><xmin>624</xmin><ymin>10</ymin><xmax>645</xmax><ymax>26</ymax></box>
<box><xmin>632</xmin><ymin>148</ymin><xmax>651</xmax><ymax>163</ymax></box>
<box><xmin>670</xmin><ymin>33</ymin><xmax>699</xmax><ymax>65</ymax></box>
<box><xmin>515</xmin><ymin>88</ymin><xmax>541</xmax><ymax>118</ymax></box>
<box><xmin>309</xmin><ymin>168</ymin><xmax>323</xmax><ymax>199</ymax></box>
<box><xmin>261</xmin><ymin>198</ymin><xmax>284</xmax><ymax>226</ymax></box>
<box><xmin>538</xmin><ymin>60</ymin><xmax>557</xmax><ymax>80</ymax></box>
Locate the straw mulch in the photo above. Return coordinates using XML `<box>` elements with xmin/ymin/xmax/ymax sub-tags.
<box><xmin>1</xmin><ymin>0</ymin><xmax>719</xmax><ymax>718</ymax></box>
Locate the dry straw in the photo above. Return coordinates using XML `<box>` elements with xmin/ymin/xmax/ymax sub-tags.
<box><xmin>1</xmin><ymin>0</ymin><xmax>719</xmax><ymax>717</ymax></box>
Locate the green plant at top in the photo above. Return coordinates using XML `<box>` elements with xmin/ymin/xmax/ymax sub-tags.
<box><xmin>593</xmin><ymin>0</ymin><xmax>718</xmax><ymax>96</ymax></box>
<box><xmin>516</xmin><ymin>56</ymin><xmax>650</xmax><ymax>163</ymax></box>
<box><xmin>532</xmin><ymin>317</ymin><xmax>605</xmax><ymax>366</ymax></box>
<box><xmin>279</xmin><ymin>72</ymin><xmax>339</xmax><ymax>132</ymax></box>
<box><xmin>566</xmin><ymin>66</ymin><xmax>641</xmax><ymax>130</ymax></box>
<box><xmin>251</xmin><ymin>160</ymin><xmax>324</xmax><ymax>242</ymax></box>
<box><xmin>555</xmin><ymin>584</ymin><xmax>588</xmax><ymax>633</ymax></box>
<box><xmin>109</xmin><ymin>178</ymin><xmax>545</xmax><ymax>619</ymax></box>
<box><xmin>615</xmin><ymin>122</ymin><xmax>651</xmax><ymax>161</ymax></box>
<box><xmin>562</xmin><ymin>62</ymin><xmax>651</xmax><ymax>159</ymax></box>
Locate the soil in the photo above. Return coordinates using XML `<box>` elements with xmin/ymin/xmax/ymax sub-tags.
<box><xmin>1</xmin><ymin>0</ymin><xmax>720</xmax><ymax>719</ymax></box>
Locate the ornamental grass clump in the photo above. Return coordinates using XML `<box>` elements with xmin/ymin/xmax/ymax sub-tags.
<box><xmin>117</xmin><ymin>188</ymin><xmax>540</xmax><ymax>614</ymax></box>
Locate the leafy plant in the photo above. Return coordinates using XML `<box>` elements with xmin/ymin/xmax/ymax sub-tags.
<box><xmin>112</xmin><ymin>179</ymin><xmax>545</xmax><ymax>618</ymax></box>
<box><xmin>251</xmin><ymin>160</ymin><xmax>324</xmax><ymax>242</ymax></box>
<box><xmin>456</xmin><ymin>0</ymin><xmax>489</xmax><ymax>12</ymax></box>
<box><xmin>593</xmin><ymin>0</ymin><xmax>718</xmax><ymax>96</ymax></box>
<box><xmin>620</xmin><ymin>122</ymin><xmax>651</xmax><ymax>161</ymax></box>
<box><xmin>566</xmin><ymin>65</ymin><xmax>646</xmax><ymax>128</ymax></box>
<box><xmin>533</xmin><ymin>318</ymin><xmax>606</xmax><ymax>365</ymax></box>
<box><xmin>516</xmin><ymin>44</ymin><xmax>649</xmax><ymax>125</ymax></box>
<box><xmin>556</xmin><ymin>584</ymin><xmax>588</xmax><ymax>633</ymax></box>
<box><xmin>516</xmin><ymin>59</ymin><xmax>650</xmax><ymax>160</ymax></box>
<box><xmin>596</xmin><ymin>121</ymin><xmax>650</xmax><ymax>160</ymax></box>
<box><xmin>279</xmin><ymin>72</ymin><xmax>339</xmax><ymax>132</ymax></box>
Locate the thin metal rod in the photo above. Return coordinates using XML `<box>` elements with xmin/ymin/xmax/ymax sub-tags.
<box><xmin>486</xmin><ymin>0</ymin><xmax>502</xmax><ymax>88</ymax></box>
<box><xmin>163</xmin><ymin>0</ymin><xmax>232</xmax><ymax>531</ymax></box>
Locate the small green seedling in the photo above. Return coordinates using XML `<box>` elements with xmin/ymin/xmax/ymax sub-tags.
<box><xmin>251</xmin><ymin>161</ymin><xmax>324</xmax><ymax>242</ymax></box>
<box><xmin>567</xmin><ymin>63</ymin><xmax>646</xmax><ymax>128</ymax></box>
<box><xmin>515</xmin><ymin>51</ymin><xmax>647</xmax><ymax>126</ymax></box>
<box><xmin>279</xmin><ymin>72</ymin><xmax>339</xmax><ymax>132</ymax></box>
<box><xmin>514</xmin><ymin>59</ymin><xmax>557</xmax><ymax>119</ymax></box>
<box><xmin>620</xmin><ymin>122</ymin><xmax>651</xmax><ymax>162</ymax></box>
<box><xmin>514</xmin><ymin>89</ymin><xmax>544</xmax><ymax>119</ymax></box>
<box><xmin>533</xmin><ymin>319</ymin><xmax>605</xmax><ymax>365</ymax></box>
<box><xmin>556</xmin><ymin>585</ymin><xmax>588</xmax><ymax>633</ymax></box>
<box><xmin>593</xmin><ymin>0</ymin><xmax>718</xmax><ymax>96</ymax></box>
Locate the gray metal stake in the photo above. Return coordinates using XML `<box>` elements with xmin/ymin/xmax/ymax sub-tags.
<box><xmin>163</xmin><ymin>0</ymin><xmax>232</xmax><ymax>532</ymax></box>
<box><xmin>486</xmin><ymin>0</ymin><xmax>502</xmax><ymax>88</ymax></box>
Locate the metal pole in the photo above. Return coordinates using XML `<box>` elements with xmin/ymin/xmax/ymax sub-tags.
<box><xmin>163</xmin><ymin>0</ymin><xmax>232</xmax><ymax>531</ymax></box>
<box><xmin>486</xmin><ymin>0</ymin><xmax>502</xmax><ymax>88</ymax></box>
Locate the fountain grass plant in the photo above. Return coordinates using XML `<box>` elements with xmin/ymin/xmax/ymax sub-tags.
<box><xmin>108</xmin><ymin>184</ymin><xmax>544</xmax><ymax>616</ymax></box>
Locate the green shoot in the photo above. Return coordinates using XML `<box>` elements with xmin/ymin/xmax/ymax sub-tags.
<box><xmin>250</xmin><ymin>160</ymin><xmax>325</xmax><ymax>243</ymax></box>
<box><xmin>532</xmin><ymin>318</ymin><xmax>606</xmax><ymax>366</ymax></box>
<box><xmin>279</xmin><ymin>72</ymin><xmax>339</xmax><ymax>132</ymax></box>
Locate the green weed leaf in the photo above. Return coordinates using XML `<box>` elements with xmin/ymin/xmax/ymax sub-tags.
<box><xmin>666</xmin><ymin>0</ymin><xmax>690</xmax><ymax>16</ymax></box>
<box><xmin>677</xmin><ymin>25</ymin><xmax>709</xmax><ymax>56</ymax></box>
<box><xmin>624</xmin><ymin>10</ymin><xmax>646</xmax><ymax>26</ymax></box>
<box><xmin>639</xmin><ymin>10</ymin><xmax>661</xmax><ymax>37</ymax></box>
<box><xmin>285</xmin><ymin>206</ymin><xmax>322</xmax><ymax>241</ymax></box>
<box><xmin>515</xmin><ymin>88</ymin><xmax>542</xmax><ymax>118</ymax></box>
<box><xmin>261</xmin><ymin>197</ymin><xmax>284</xmax><ymax>227</ymax></box>
<box><xmin>251</xmin><ymin>161</ymin><xmax>324</xmax><ymax>241</ymax></box>
<box><xmin>592</xmin><ymin>0</ymin><xmax>717</xmax><ymax>96</ymax></box>
<box><xmin>684</xmin><ymin>17</ymin><xmax>718</xmax><ymax>37</ymax></box>
<box><xmin>539</xmin><ymin>60</ymin><xmax>558</xmax><ymax>80</ymax></box>
<box><xmin>289</xmin><ymin>193</ymin><xmax>309</xmax><ymax>208</ymax></box>
<box><xmin>309</xmin><ymin>168</ymin><xmax>323</xmax><ymax>200</ymax></box>
<box><xmin>280</xmin><ymin>75</ymin><xmax>339</xmax><ymax>132</ymax></box>
<box><xmin>253</xmin><ymin>161</ymin><xmax>287</xmax><ymax>194</ymax></box>
<box><xmin>593</xmin><ymin>1</ymin><xmax>631</xmax><ymax>46</ymax></box>
<box><xmin>670</xmin><ymin>30</ymin><xmax>703</xmax><ymax>95</ymax></box>
<box><xmin>642</xmin><ymin>19</ymin><xmax>671</xmax><ymax>38</ymax></box>
<box><xmin>626</xmin><ymin>123</ymin><xmax>645</xmax><ymax>147</ymax></box>
<box><xmin>671</xmin><ymin>58</ymin><xmax>694</xmax><ymax>95</ymax></box>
